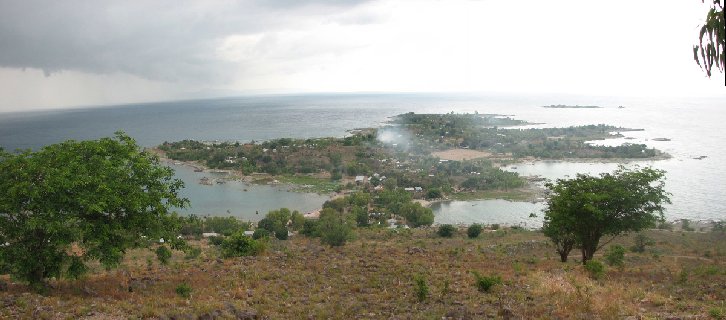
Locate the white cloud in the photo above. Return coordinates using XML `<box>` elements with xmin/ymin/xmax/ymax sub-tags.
<box><xmin>0</xmin><ymin>0</ymin><xmax>723</xmax><ymax>112</ymax></box>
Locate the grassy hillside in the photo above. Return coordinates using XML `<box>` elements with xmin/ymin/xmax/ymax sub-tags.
<box><xmin>1</xmin><ymin>228</ymin><xmax>725</xmax><ymax>319</ymax></box>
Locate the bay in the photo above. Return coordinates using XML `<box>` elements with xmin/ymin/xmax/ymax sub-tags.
<box><xmin>1</xmin><ymin>93</ymin><xmax>723</xmax><ymax>225</ymax></box>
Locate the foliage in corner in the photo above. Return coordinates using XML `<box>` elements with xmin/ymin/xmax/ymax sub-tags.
<box><xmin>693</xmin><ymin>0</ymin><xmax>724</xmax><ymax>77</ymax></box>
<box><xmin>0</xmin><ymin>132</ymin><xmax>188</xmax><ymax>290</ymax></box>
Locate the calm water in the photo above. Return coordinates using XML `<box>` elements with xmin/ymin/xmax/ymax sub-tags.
<box><xmin>1</xmin><ymin>93</ymin><xmax>724</xmax><ymax>225</ymax></box>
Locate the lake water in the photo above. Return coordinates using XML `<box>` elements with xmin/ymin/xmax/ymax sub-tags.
<box><xmin>1</xmin><ymin>93</ymin><xmax>724</xmax><ymax>226</ymax></box>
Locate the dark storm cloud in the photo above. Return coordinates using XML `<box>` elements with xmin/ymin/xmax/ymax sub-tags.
<box><xmin>0</xmin><ymin>0</ymin><xmax>372</xmax><ymax>83</ymax></box>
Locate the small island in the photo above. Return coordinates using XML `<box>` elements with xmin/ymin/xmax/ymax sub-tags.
<box><xmin>155</xmin><ymin>112</ymin><xmax>667</xmax><ymax>203</ymax></box>
<box><xmin>542</xmin><ymin>104</ymin><xmax>601</xmax><ymax>108</ymax></box>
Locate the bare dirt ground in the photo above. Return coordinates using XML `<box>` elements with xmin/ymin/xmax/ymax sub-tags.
<box><xmin>431</xmin><ymin>149</ymin><xmax>494</xmax><ymax>161</ymax></box>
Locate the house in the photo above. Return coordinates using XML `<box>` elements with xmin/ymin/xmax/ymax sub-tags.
<box><xmin>404</xmin><ymin>187</ymin><xmax>415</xmax><ymax>192</ymax></box>
<box><xmin>355</xmin><ymin>176</ymin><xmax>366</xmax><ymax>184</ymax></box>
<box><xmin>243</xmin><ymin>231</ymin><xmax>255</xmax><ymax>237</ymax></box>
<box><xmin>202</xmin><ymin>232</ymin><xmax>220</xmax><ymax>238</ymax></box>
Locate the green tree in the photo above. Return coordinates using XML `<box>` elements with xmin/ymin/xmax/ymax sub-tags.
<box><xmin>352</xmin><ymin>206</ymin><xmax>370</xmax><ymax>227</ymax></box>
<box><xmin>258</xmin><ymin>208</ymin><xmax>292</xmax><ymax>234</ymax></box>
<box><xmin>693</xmin><ymin>0</ymin><xmax>724</xmax><ymax>77</ymax></box>
<box><xmin>317</xmin><ymin>208</ymin><xmax>355</xmax><ymax>246</ymax></box>
<box><xmin>426</xmin><ymin>188</ymin><xmax>442</xmax><ymax>199</ymax></box>
<box><xmin>290</xmin><ymin>211</ymin><xmax>306</xmax><ymax>231</ymax></box>
<box><xmin>399</xmin><ymin>202</ymin><xmax>434</xmax><ymax>228</ymax></box>
<box><xmin>0</xmin><ymin>133</ymin><xmax>188</xmax><ymax>289</ymax></box>
<box><xmin>542</xmin><ymin>215</ymin><xmax>577</xmax><ymax>262</ymax></box>
<box><xmin>543</xmin><ymin>167</ymin><xmax>669</xmax><ymax>265</ymax></box>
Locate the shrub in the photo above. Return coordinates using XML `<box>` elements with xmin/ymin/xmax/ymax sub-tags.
<box><xmin>301</xmin><ymin>219</ymin><xmax>320</xmax><ymax>237</ymax></box>
<box><xmin>252</xmin><ymin>228</ymin><xmax>270</xmax><ymax>240</ymax></box>
<box><xmin>657</xmin><ymin>221</ymin><xmax>674</xmax><ymax>230</ymax></box>
<box><xmin>155</xmin><ymin>246</ymin><xmax>172</xmax><ymax>265</ymax></box>
<box><xmin>401</xmin><ymin>202</ymin><xmax>434</xmax><ymax>227</ymax></box>
<box><xmin>712</xmin><ymin>220</ymin><xmax>726</xmax><ymax>233</ymax></box>
<box><xmin>681</xmin><ymin>219</ymin><xmax>694</xmax><ymax>232</ymax></box>
<box><xmin>220</xmin><ymin>231</ymin><xmax>265</xmax><ymax>258</ymax></box>
<box><xmin>490</xmin><ymin>223</ymin><xmax>500</xmax><ymax>230</ymax></box>
<box><xmin>467</xmin><ymin>224</ymin><xmax>482</xmax><ymax>238</ymax></box>
<box><xmin>426</xmin><ymin>188</ymin><xmax>442</xmax><ymax>199</ymax></box>
<box><xmin>437</xmin><ymin>224</ymin><xmax>456</xmax><ymax>238</ymax></box>
<box><xmin>318</xmin><ymin>208</ymin><xmax>354</xmax><ymax>247</ymax></box>
<box><xmin>184</xmin><ymin>246</ymin><xmax>202</xmax><ymax>260</ymax></box>
<box><xmin>204</xmin><ymin>216</ymin><xmax>247</xmax><ymax>236</ymax></box>
<box><xmin>708</xmin><ymin>307</ymin><xmax>725</xmax><ymax>319</ymax></box>
<box><xmin>604</xmin><ymin>245</ymin><xmax>625</xmax><ymax>268</ymax></box>
<box><xmin>472</xmin><ymin>271</ymin><xmax>502</xmax><ymax>293</ymax></box>
<box><xmin>290</xmin><ymin>211</ymin><xmax>306</xmax><ymax>231</ymax></box>
<box><xmin>413</xmin><ymin>274</ymin><xmax>429</xmax><ymax>302</ymax></box>
<box><xmin>175</xmin><ymin>282</ymin><xmax>192</xmax><ymax>298</ymax></box>
<box><xmin>584</xmin><ymin>260</ymin><xmax>606</xmax><ymax>279</ymax></box>
<box><xmin>273</xmin><ymin>225</ymin><xmax>289</xmax><ymax>240</ymax></box>
<box><xmin>207</xmin><ymin>235</ymin><xmax>224</xmax><ymax>246</ymax></box>
<box><xmin>677</xmin><ymin>269</ymin><xmax>689</xmax><ymax>284</ymax></box>
<box><xmin>630</xmin><ymin>233</ymin><xmax>654</xmax><ymax>253</ymax></box>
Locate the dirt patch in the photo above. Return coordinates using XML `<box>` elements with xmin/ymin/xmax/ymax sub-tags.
<box><xmin>431</xmin><ymin>149</ymin><xmax>493</xmax><ymax>161</ymax></box>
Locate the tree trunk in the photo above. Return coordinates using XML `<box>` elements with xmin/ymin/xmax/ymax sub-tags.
<box><xmin>581</xmin><ymin>243</ymin><xmax>597</xmax><ymax>265</ymax></box>
<box><xmin>559</xmin><ymin>250</ymin><xmax>569</xmax><ymax>262</ymax></box>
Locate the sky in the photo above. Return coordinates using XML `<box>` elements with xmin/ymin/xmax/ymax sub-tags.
<box><xmin>0</xmin><ymin>0</ymin><xmax>723</xmax><ymax>112</ymax></box>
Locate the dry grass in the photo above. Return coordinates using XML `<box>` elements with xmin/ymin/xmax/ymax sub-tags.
<box><xmin>1</xmin><ymin>229</ymin><xmax>725</xmax><ymax>319</ymax></box>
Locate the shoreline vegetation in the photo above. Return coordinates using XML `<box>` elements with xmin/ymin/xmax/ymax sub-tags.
<box><xmin>153</xmin><ymin>112</ymin><xmax>668</xmax><ymax>214</ymax></box>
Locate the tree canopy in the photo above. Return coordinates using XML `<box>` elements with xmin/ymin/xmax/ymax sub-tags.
<box><xmin>542</xmin><ymin>167</ymin><xmax>670</xmax><ymax>264</ymax></box>
<box><xmin>694</xmin><ymin>0</ymin><xmax>724</xmax><ymax>77</ymax></box>
<box><xmin>0</xmin><ymin>133</ymin><xmax>187</xmax><ymax>289</ymax></box>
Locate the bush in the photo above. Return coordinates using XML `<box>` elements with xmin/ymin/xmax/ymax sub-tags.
<box><xmin>175</xmin><ymin>282</ymin><xmax>192</xmax><ymax>298</ymax></box>
<box><xmin>184</xmin><ymin>246</ymin><xmax>202</xmax><ymax>260</ymax></box>
<box><xmin>467</xmin><ymin>224</ymin><xmax>482</xmax><ymax>238</ymax></box>
<box><xmin>155</xmin><ymin>246</ymin><xmax>172</xmax><ymax>265</ymax></box>
<box><xmin>301</xmin><ymin>219</ymin><xmax>320</xmax><ymax>237</ymax></box>
<box><xmin>584</xmin><ymin>260</ymin><xmax>606</xmax><ymax>279</ymax></box>
<box><xmin>681</xmin><ymin>219</ymin><xmax>694</xmax><ymax>232</ymax></box>
<box><xmin>426</xmin><ymin>188</ymin><xmax>442</xmax><ymax>199</ymax></box>
<box><xmin>178</xmin><ymin>214</ymin><xmax>204</xmax><ymax>237</ymax></box>
<box><xmin>252</xmin><ymin>228</ymin><xmax>270</xmax><ymax>240</ymax></box>
<box><xmin>220</xmin><ymin>231</ymin><xmax>265</xmax><ymax>258</ymax></box>
<box><xmin>490</xmin><ymin>223</ymin><xmax>500</xmax><ymax>230</ymax></box>
<box><xmin>273</xmin><ymin>225</ymin><xmax>289</xmax><ymax>240</ymax></box>
<box><xmin>413</xmin><ymin>274</ymin><xmax>429</xmax><ymax>302</ymax></box>
<box><xmin>318</xmin><ymin>208</ymin><xmax>355</xmax><ymax>247</ymax></box>
<box><xmin>472</xmin><ymin>271</ymin><xmax>501</xmax><ymax>293</ymax></box>
<box><xmin>708</xmin><ymin>307</ymin><xmax>725</xmax><ymax>319</ymax></box>
<box><xmin>207</xmin><ymin>235</ymin><xmax>224</xmax><ymax>246</ymax></box>
<box><xmin>400</xmin><ymin>202</ymin><xmax>434</xmax><ymax>227</ymax></box>
<box><xmin>204</xmin><ymin>216</ymin><xmax>247</xmax><ymax>236</ymax></box>
<box><xmin>437</xmin><ymin>224</ymin><xmax>456</xmax><ymax>238</ymax></box>
<box><xmin>604</xmin><ymin>245</ymin><xmax>625</xmax><ymax>268</ymax></box>
<box><xmin>712</xmin><ymin>220</ymin><xmax>726</xmax><ymax>233</ymax></box>
<box><xmin>630</xmin><ymin>233</ymin><xmax>654</xmax><ymax>253</ymax></box>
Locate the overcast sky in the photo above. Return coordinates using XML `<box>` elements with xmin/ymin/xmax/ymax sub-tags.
<box><xmin>0</xmin><ymin>0</ymin><xmax>723</xmax><ymax>112</ymax></box>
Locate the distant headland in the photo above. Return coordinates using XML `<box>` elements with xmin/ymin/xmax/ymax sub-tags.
<box><xmin>542</xmin><ymin>104</ymin><xmax>601</xmax><ymax>109</ymax></box>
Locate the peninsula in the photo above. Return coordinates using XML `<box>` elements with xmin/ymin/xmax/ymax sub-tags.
<box><xmin>156</xmin><ymin>112</ymin><xmax>666</xmax><ymax>202</ymax></box>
